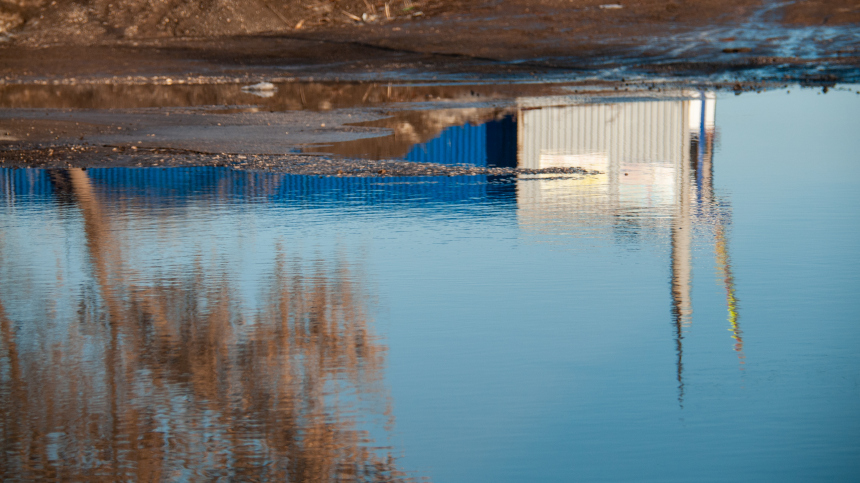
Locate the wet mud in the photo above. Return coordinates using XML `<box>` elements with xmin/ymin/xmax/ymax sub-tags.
<box><xmin>1</xmin><ymin>0</ymin><xmax>858</xmax><ymax>85</ymax></box>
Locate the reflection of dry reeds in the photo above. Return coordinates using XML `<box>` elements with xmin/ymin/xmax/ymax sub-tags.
<box><xmin>0</xmin><ymin>82</ymin><xmax>527</xmax><ymax>111</ymax></box>
<box><xmin>0</xmin><ymin>169</ymin><xmax>408</xmax><ymax>482</ymax></box>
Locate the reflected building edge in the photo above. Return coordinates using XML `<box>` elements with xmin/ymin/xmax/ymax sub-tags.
<box><xmin>511</xmin><ymin>91</ymin><xmax>741</xmax><ymax>405</ymax></box>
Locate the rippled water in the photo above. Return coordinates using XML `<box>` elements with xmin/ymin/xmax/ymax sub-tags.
<box><xmin>1</xmin><ymin>86</ymin><xmax>858</xmax><ymax>481</ymax></box>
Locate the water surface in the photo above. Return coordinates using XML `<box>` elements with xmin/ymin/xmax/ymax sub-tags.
<box><xmin>1</xmin><ymin>86</ymin><xmax>858</xmax><ymax>481</ymax></box>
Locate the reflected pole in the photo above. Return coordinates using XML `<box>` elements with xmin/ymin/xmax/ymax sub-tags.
<box><xmin>671</xmin><ymin>100</ymin><xmax>696</xmax><ymax>407</ymax></box>
<box><xmin>696</xmin><ymin>104</ymin><xmax>744</xmax><ymax>367</ymax></box>
<box><xmin>670</xmin><ymin>173</ymin><xmax>693</xmax><ymax>406</ymax></box>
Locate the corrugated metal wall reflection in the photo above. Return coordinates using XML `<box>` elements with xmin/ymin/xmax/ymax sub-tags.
<box><xmin>405</xmin><ymin>122</ymin><xmax>488</xmax><ymax>166</ymax></box>
<box><xmin>513</xmin><ymin>93</ymin><xmax>717</xmax><ymax>239</ymax></box>
<box><xmin>403</xmin><ymin>116</ymin><xmax>518</xmax><ymax>167</ymax></box>
<box><xmin>518</xmin><ymin>99</ymin><xmax>690</xmax><ymax>169</ymax></box>
<box><xmin>0</xmin><ymin>168</ymin><xmax>517</xmax><ymax>209</ymax></box>
<box><xmin>0</xmin><ymin>169</ymin><xmax>56</xmax><ymax>201</ymax></box>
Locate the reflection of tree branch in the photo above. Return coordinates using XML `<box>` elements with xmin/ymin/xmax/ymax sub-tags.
<box><xmin>66</xmin><ymin>168</ymin><xmax>123</xmax><ymax>479</ymax></box>
<box><xmin>0</xmin><ymin>297</ymin><xmax>26</xmax><ymax>475</ymax></box>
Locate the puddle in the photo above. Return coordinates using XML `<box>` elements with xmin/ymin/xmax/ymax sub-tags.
<box><xmin>0</xmin><ymin>84</ymin><xmax>858</xmax><ymax>481</ymax></box>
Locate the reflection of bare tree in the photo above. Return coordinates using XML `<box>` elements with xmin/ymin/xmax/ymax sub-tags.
<box><xmin>0</xmin><ymin>169</ymin><xmax>409</xmax><ymax>481</ymax></box>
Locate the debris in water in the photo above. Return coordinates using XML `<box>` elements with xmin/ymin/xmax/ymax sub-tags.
<box><xmin>599</xmin><ymin>4</ymin><xmax>623</xmax><ymax>9</ymax></box>
<box><xmin>242</xmin><ymin>82</ymin><xmax>277</xmax><ymax>98</ymax></box>
<box><xmin>243</xmin><ymin>82</ymin><xmax>276</xmax><ymax>91</ymax></box>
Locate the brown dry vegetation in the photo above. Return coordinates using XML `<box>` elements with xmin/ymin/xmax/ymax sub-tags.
<box><xmin>1</xmin><ymin>0</ymin><xmax>453</xmax><ymax>45</ymax></box>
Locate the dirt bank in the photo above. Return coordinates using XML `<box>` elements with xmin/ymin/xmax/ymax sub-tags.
<box><xmin>3</xmin><ymin>0</ymin><xmax>858</xmax><ymax>46</ymax></box>
<box><xmin>0</xmin><ymin>0</ymin><xmax>857</xmax><ymax>84</ymax></box>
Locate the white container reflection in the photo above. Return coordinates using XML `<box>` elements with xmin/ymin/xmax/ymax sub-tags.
<box><xmin>513</xmin><ymin>91</ymin><xmax>733</xmax><ymax>404</ymax></box>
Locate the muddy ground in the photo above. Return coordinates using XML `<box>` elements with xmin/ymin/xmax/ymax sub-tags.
<box><xmin>0</xmin><ymin>0</ymin><xmax>858</xmax><ymax>83</ymax></box>
<box><xmin>3</xmin><ymin>0</ymin><xmax>859</xmax><ymax>45</ymax></box>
